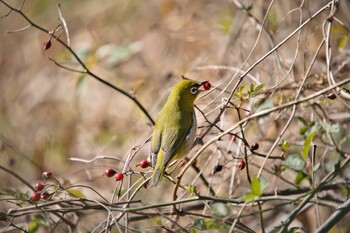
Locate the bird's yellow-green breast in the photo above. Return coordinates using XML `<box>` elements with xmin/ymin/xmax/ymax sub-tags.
<box><xmin>149</xmin><ymin>79</ymin><xmax>206</xmax><ymax>187</ymax></box>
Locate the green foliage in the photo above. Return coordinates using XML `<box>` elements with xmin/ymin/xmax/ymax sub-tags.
<box><xmin>282</xmin><ymin>154</ymin><xmax>306</xmax><ymax>171</ymax></box>
<box><xmin>192</xmin><ymin>218</ymin><xmax>229</xmax><ymax>231</ymax></box>
<box><xmin>68</xmin><ymin>189</ymin><xmax>85</xmax><ymax>198</ymax></box>
<box><xmin>299</xmin><ymin>120</ymin><xmax>317</xmax><ymax>136</ymax></box>
<box><xmin>234</xmin><ymin>85</ymin><xmax>247</xmax><ymax>100</ymax></box>
<box><xmin>324</xmin><ymin>123</ymin><xmax>340</xmax><ymax>134</ymax></box>
<box><xmin>248</xmin><ymin>84</ymin><xmax>266</xmax><ymax>98</ymax></box>
<box><xmin>235</xmin><ymin>84</ymin><xmax>266</xmax><ymax>100</ymax></box>
<box><xmin>294</xmin><ymin>171</ymin><xmax>308</xmax><ymax>185</ymax></box>
<box><xmin>244</xmin><ymin>176</ymin><xmax>269</xmax><ymax>200</ymax></box>
<box><xmin>186</xmin><ymin>185</ymin><xmax>198</xmax><ymax>196</ymax></box>
<box><xmin>280</xmin><ymin>139</ymin><xmax>289</xmax><ymax>152</ymax></box>
<box><xmin>302</xmin><ymin>131</ymin><xmax>316</xmax><ymax>160</ymax></box>
<box><xmin>28</xmin><ymin>215</ymin><xmax>49</xmax><ymax>233</ymax></box>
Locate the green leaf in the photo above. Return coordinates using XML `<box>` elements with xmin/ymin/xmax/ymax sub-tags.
<box><xmin>312</xmin><ymin>163</ymin><xmax>320</xmax><ymax>172</ymax></box>
<box><xmin>244</xmin><ymin>192</ymin><xmax>257</xmax><ymax>201</ymax></box>
<box><xmin>299</xmin><ymin>126</ymin><xmax>308</xmax><ymax>135</ymax></box>
<box><xmin>294</xmin><ymin>172</ymin><xmax>308</xmax><ymax>185</ymax></box>
<box><xmin>283</xmin><ymin>154</ymin><xmax>306</xmax><ymax>171</ymax></box>
<box><xmin>251</xmin><ymin>176</ymin><xmax>261</xmax><ymax>196</ymax></box>
<box><xmin>255</xmin><ymin>84</ymin><xmax>266</xmax><ymax>94</ymax></box>
<box><xmin>28</xmin><ymin>219</ymin><xmax>40</xmax><ymax>233</ymax></box>
<box><xmin>302</xmin><ymin>131</ymin><xmax>316</xmax><ymax>159</ymax></box>
<box><xmin>248</xmin><ymin>84</ymin><xmax>266</xmax><ymax>98</ymax></box>
<box><xmin>280</xmin><ymin>139</ymin><xmax>289</xmax><ymax>152</ymax></box>
<box><xmin>247</xmin><ymin>85</ymin><xmax>254</xmax><ymax>97</ymax></box>
<box><xmin>28</xmin><ymin>215</ymin><xmax>49</xmax><ymax>233</ymax></box>
<box><xmin>189</xmin><ymin>228</ymin><xmax>199</xmax><ymax>233</ymax></box>
<box><xmin>186</xmin><ymin>185</ymin><xmax>197</xmax><ymax>195</ymax></box>
<box><xmin>234</xmin><ymin>85</ymin><xmax>247</xmax><ymax>99</ymax></box>
<box><xmin>193</xmin><ymin>219</ymin><xmax>223</xmax><ymax>230</ymax></box>
<box><xmin>68</xmin><ymin>189</ymin><xmax>85</xmax><ymax>198</ymax></box>
<box><xmin>210</xmin><ymin>203</ymin><xmax>228</xmax><ymax>217</ymax></box>
<box><xmin>244</xmin><ymin>176</ymin><xmax>269</xmax><ymax>200</ymax></box>
<box><xmin>324</xmin><ymin>123</ymin><xmax>340</xmax><ymax>134</ymax></box>
<box><xmin>259</xmin><ymin>175</ymin><xmax>269</xmax><ymax>192</ymax></box>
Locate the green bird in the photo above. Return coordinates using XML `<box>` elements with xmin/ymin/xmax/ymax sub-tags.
<box><xmin>149</xmin><ymin>78</ymin><xmax>208</xmax><ymax>187</ymax></box>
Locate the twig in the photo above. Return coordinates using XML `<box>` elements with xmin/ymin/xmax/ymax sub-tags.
<box><xmin>68</xmin><ymin>155</ymin><xmax>125</xmax><ymax>164</ymax></box>
<box><xmin>315</xmin><ymin>198</ymin><xmax>350</xmax><ymax>233</ymax></box>
<box><xmin>57</xmin><ymin>3</ymin><xmax>70</xmax><ymax>47</ymax></box>
<box><xmin>0</xmin><ymin>164</ymin><xmax>35</xmax><ymax>192</ymax></box>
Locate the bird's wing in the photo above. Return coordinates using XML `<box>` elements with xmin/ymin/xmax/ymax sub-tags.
<box><xmin>150</xmin><ymin>124</ymin><xmax>162</xmax><ymax>168</ymax></box>
<box><xmin>161</xmin><ymin>111</ymin><xmax>195</xmax><ymax>165</ymax></box>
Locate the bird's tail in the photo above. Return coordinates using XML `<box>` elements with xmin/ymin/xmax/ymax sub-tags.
<box><xmin>150</xmin><ymin>166</ymin><xmax>165</xmax><ymax>187</ymax></box>
<box><xmin>149</xmin><ymin>151</ymin><xmax>165</xmax><ymax>187</ymax></box>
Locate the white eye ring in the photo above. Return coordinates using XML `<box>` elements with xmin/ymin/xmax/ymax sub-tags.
<box><xmin>190</xmin><ymin>87</ymin><xmax>198</xmax><ymax>95</ymax></box>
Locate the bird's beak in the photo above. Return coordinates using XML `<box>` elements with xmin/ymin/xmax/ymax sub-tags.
<box><xmin>199</xmin><ymin>81</ymin><xmax>208</xmax><ymax>86</ymax></box>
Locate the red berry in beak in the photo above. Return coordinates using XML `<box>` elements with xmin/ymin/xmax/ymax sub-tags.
<box><xmin>202</xmin><ymin>81</ymin><xmax>211</xmax><ymax>90</ymax></box>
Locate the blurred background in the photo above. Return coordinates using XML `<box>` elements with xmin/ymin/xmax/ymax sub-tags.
<box><xmin>1</xmin><ymin>0</ymin><xmax>350</xmax><ymax>232</ymax></box>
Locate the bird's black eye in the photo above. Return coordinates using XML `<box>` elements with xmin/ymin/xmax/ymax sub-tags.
<box><xmin>190</xmin><ymin>87</ymin><xmax>198</xmax><ymax>95</ymax></box>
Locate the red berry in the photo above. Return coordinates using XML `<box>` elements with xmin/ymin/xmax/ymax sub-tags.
<box><xmin>41</xmin><ymin>192</ymin><xmax>50</xmax><ymax>200</ymax></box>
<box><xmin>115</xmin><ymin>172</ymin><xmax>124</xmax><ymax>181</ymax></box>
<box><xmin>43</xmin><ymin>40</ymin><xmax>51</xmax><ymax>50</ymax></box>
<box><xmin>327</xmin><ymin>93</ymin><xmax>336</xmax><ymax>100</ymax></box>
<box><xmin>34</xmin><ymin>182</ymin><xmax>45</xmax><ymax>191</ymax></box>
<box><xmin>42</xmin><ymin>171</ymin><xmax>53</xmax><ymax>180</ymax></box>
<box><xmin>250</xmin><ymin>142</ymin><xmax>259</xmax><ymax>151</ymax></box>
<box><xmin>139</xmin><ymin>160</ymin><xmax>149</xmax><ymax>168</ymax></box>
<box><xmin>105</xmin><ymin>168</ymin><xmax>116</xmax><ymax>177</ymax></box>
<box><xmin>238</xmin><ymin>161</ymin><xmax>245</xmax><ymax>170</ymax></box>
<box><xmin>202</xmin><ymin>81</ymin><xmax>211</xmax><ymax>90</ymax></box>
<box><xmin>30</xmin><ymin>192</ymin><xmax>41</xmax><ymax>201</ymax></box>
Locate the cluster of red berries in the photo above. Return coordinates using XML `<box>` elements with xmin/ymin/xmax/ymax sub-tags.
<box><xmin>105</xmin><ymin>169</ymin><xmax>124</xmax><ymax>181</ymax></box>
<box><xmin>30</xmin><ymin>171</ymin><xmax>53</xmax><ymax>201</ymax></box>
<box><xmin>105</xmin><ymin>160</ymin><xmax>150</xmax><ymax>181</ymax></box>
